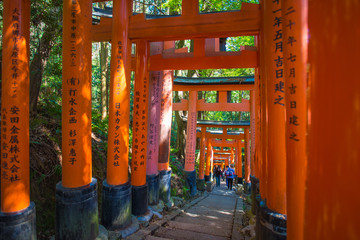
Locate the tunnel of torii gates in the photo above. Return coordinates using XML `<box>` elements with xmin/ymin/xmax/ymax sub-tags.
<box><xmin>0</xmin><ymin>0</ymin><xmax>359</xmax><ymax>240</ymax></box>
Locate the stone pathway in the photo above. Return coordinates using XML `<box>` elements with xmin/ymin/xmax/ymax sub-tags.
<box><xmin>146</xmin><ymin>181</ymin><xmax>246</xmax><ymax>240</ymax></box>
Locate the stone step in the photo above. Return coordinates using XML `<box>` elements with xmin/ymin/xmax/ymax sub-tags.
<box><xmin>155</xmin><ymin>227</ymin><xmax>229</xmax><ymax>240</ymax></box>
<box><xmin>145</xmin><ymin>235</ymin><xmax>173</xmax><ymax>240</ymax></box>
<box><xmin>180</xmin><ymin>211</ymin><xmax>233</xmax><ymax>224</ymax></box>
<box><xmin>167</xmin><ymin>220</ymin><xmax>231</xmax><ymax>238</ymax></box>
<box><xmin>173</xmin><ymin>215</ymin><xmax>233</xmax><ymax>231</ymax></box>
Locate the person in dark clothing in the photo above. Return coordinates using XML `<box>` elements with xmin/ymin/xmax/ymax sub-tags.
<box><xmin>226</xmin><ymin>164</ymin><xmax>235</xmax><ymax>190</ymax></box>
<box><xmin>214</xmin><ymin>166</ymin><xmax>221</xmax><ymax>187</ymax></box>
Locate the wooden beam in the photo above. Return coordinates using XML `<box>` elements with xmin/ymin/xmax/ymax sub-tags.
<box><xmin>149</xmin><ymin>49</ymin><xmax>257</xmax><ymax>70</ymax></box>
<box><xmin>211</xmin><ymin>139</ymin><xmax>238</xmax><ymax>148</ymax></box>
<box><xmin>173</xmin><ymin>84</ymin><xmax>254</xmax><ymax>91</ymax></box>
<box><xmin>92</xmin><ymin>3</ymin><xmax>260</xmax><ymax>42</ymax></box>
<box><xmin>129</xmin><ymin>3</ymin><xmax>260</xmax><ymax>41</ymax></box>
<box><xmin>199</xmin><ymin>123</ymin><xmax>250</xmax><ymax>129</ymax></box>
<box><xmin>173</xmin><ymin>98</ymin><xmax>250</xmax><ymax>112</ymax></box>
<box><xmin>196</xmin><ymin>131</ymin><xmax>245</xmax><ymax>140</ymax></box>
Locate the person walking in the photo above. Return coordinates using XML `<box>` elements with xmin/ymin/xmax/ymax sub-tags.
<box><xmin>225</xmin><ymin>166</ymin><xmax>229</xmax><ymax>189</ymax></box>
<box><xmin>226</xmin><ymin>164</ymin><xmax>235</xmax><ymax>190</ymax></box>
<box><xmin>214</xmin><ymin>166</ymin><xmax>221</xmax><ymax>187</ymax></box>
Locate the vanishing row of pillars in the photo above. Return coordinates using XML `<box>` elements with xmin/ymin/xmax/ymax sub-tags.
<box><xmin>182</xmin><ymin>89</ymin><xmax>253</xmax><ymax>195</ymax></box>
<box><xmin>0</xmin><ymin>1</ymin><xmax>174</xmax><ymax>239</ymax></box>
<box><xmin>250</xmin><ymin>0</ymin><xmax>307</xmax><ymax>239</ymax></box>
<box><xmin>252</xmin><ymin>1</ymin><xmax>360</xmax><ymax>240</ymax></box>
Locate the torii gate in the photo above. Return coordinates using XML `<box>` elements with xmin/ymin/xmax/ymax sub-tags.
<box><xmin>172</xmin><ymin>74</ymin><xmax>254</xmax><ymax>194</ymax></box>
<box><xmin>1</xmin><ymin>1</ymin><xmax>359</xmax><ymax>240</ymax></box>
<box><xmin>195</xmin><ymin>121</ymin><xmax>251</xmax><ymax>189</ymax></box>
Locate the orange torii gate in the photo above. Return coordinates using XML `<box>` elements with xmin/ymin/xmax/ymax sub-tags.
<box><xmin>196</xmin><ymin>121</ymin><xmax>250</xmax><ymax>189</ymax></box>
<box><xmin>1</xmin><ymin>1</ymin><xmax>358</xmax><ymax>240</ymax></box>
<box><xmin>173</xmin><ymin>76</ymin><xmax>254</xmax><ymax>194</ymax></box>
<box><xmin>92</xmin><ymin>0</ymin><xmax>259</xmax><ymax>236</ymax></box>
<box><xmin>196</xmin><ymin>129</ymin><xmax>244</xmax><ymax>181</ymax></box>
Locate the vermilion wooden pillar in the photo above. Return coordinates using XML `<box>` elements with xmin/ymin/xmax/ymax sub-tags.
<box><xmin>61</xmin><ymin>0</ymin><xmax>92</xmax><ymax>189</ymax></box>
<box><xmin>236</xmin><ymin>140</ymin><xmax>243</xmax><ymax>182</ymax></box>
<box><xmin>283</xmin><ymin>0</ymin><xmax>307</xmax><ymax>239</ymax></box>
<box><xmin>184</xmin><ymin>91</ymin><xmax>198</xmax><ymax>195</ymax></box>
<box><xmin>106</xmin><ymin>0</ymin><xmax>131</xmax><ymax>187</ymax></box>
<box><xmin>209</xmin><ymin>146</ymin><xmax>214</xmax><ymax>177</ymax></box>
<box><xmin>304</xmin><ymin>1</ymin><xmax>360</xmax><ymax>239</ymax></box>
<box><xmin>244</xmin><ymin>128</ymin><xmax>251</xmax><ymax>184</ymax></box>
<box><xmin>250</xmin><ymin>90</ymin><xmax>256</xmax><ymax>177</ymax></box>
<box><xmin>244</xmin><ymin>128</ymin><xmax>251</xmax><ymax>193</ymax></box>
<box><xmin>158</xmin><ymin>69</ymin><xmax>173</xmax><ymax>171</ymax></box>
<box><xmin>131</xmin><ymin>40</ymin><xmax>151</xmax><ymax>216</ymax></box>
<box><xmin>146</xmin><ymin>42</ymin><xmax>163</xmax><ymax>206</ymax></box>
<box><xmin>197</xmin><ymin>127</ymin><xmax>206</xmax><ymax>190</ymax></box>
<box><xmin>251</xmin><ymin>37</ymin><xmax>261</xmax><ymax>215</ymax></box>
<box><xmin>56</xmin><ymin>1</ymin><xmax>98</xmax><ymax>239</ymax></box>
<box><xmin>264</xmin><ymin>0</ymin><xmax>287</xmax><ymax>214</ymax></box>
<box><xmin>234</xmin><ymin>146</ymin><xmax>239</xmax><ymax>181</ymax></box>
<box><xmin>199</xmin><ymin>127</ymin><xmax>206</xmax><ymax>180</ymax></box>
<box><xmin>259</xmin><ymin>0</ymin><xmax>268</xmax><ymax>202</ymax></box>
<box><xmin>0</xmin><ymin>1</ymin><xmax>36</xmax><ymax>239</ymax></box>
<box><xmin>205</xmin><ymin>139</ymin><xmax>212</xmax><ymax>181</ymax></box>
<box><xmin>257</xmin><ymin>0</ymin><xmax>287</xmax><ymax>238</ymax></box>
<box><xmin>158</xmin><ymin>41</ymin><xmax>174</xmax><ymax>173</ymax></box>
<box><xmin>158</xmin><ymin>45</ymin><xmax>173</xmax><ymax>203</ymax></box>
<box><xmin>1</xmin><ymin>0</ymin><xmax>30</xmax><ymax>214</ymax></box>
<box><xmin>225</xmin><ymin>156</ymin><xmax>229</xmax><ymax>167</ymax></box>
<box><xmin>102</xmin><ymin>0</ymin><xmax>133</xmax><ymax>231</ymax></box>
<box><xmin>230</xmin><ymin>148</ymin><xmax>235</xmax><ymax>164</ymax></box>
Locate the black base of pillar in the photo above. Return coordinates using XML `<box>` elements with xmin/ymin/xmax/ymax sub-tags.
<box><xmin>132</xmin><ymin>184</ymin><xmax>148</xmax><ymax>216</ymax></box>
<box><xmin>255</xmin><ymin>197</ymin><xmax>263</xmax><ymax>240</ymax></box>
<box><xmin>159</xmin><ymin>169</ymin><xmax>172</xmax><ymax>203</ymax></box>
<box><xmin>258</xmin><ymin>204</ymin><xmax>287</xmax><ymax>240</ymax></box>
<box><xmin>250</xmin><ymin>176</ymin><xmax>259</xmax><ymax>214</ymax></box>
<box><xmin>196</xmin><ymin>178</ymin><xmax>205</xmax><ymax>191</ymax></box>
<box><xmin>101</xmin><ymin>180</ymin><xmax>132</xmax><ymax>230</ymax></box>
<box><xmin>0</xmin><ymin>202</ymin><xmax>36</xmax><ymax>240</ymax></box>
<box><xmin>56</xmin><ymin>178</ymin><xmax>99</xmax><ymax>240</ymax></box>
<box><xmin>146</xmin><ymin>174</ymin><xmax>160</xmax><ymax>206</ymax></box>
<box><xmin>244</xmin><ymin>181</ymin><xmax>252</xmax><ymax>194</ymax></box>
<box><xmin>204</xmin><ymin>175</ymin><xmax>210</xmax><ymax>182</ymax></box>
<box><xmin>237</xmin><ymin>177</ymin><xmax>243</xmax><ymax>185</ymax></box>
<box><xmin>184</xmin><ymin>170</ymin><xmax>197</xmax><ymax>196</ymax></box>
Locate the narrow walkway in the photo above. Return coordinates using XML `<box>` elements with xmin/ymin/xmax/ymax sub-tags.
<box><xmin>146</xmin><ymin>181</ymin><xmax>245</xmax><ymax>240</ymax></box>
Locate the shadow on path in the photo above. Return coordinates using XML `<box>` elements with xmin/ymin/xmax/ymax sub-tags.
<box><xmin>147</xmin><ymin>181</ymin><xmax>246</xmax><ymax>240</ymax></box>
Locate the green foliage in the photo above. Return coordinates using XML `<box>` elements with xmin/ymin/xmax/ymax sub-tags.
<box><xmin>160</xmin><ymin>0</ymin><xmax>182</xmax><ymax>14</ymax></box>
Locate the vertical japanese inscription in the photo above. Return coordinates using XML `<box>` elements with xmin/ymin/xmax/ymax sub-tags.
<box><xmin>131</xmin><ymin>40</ymin><xmax>149</xmax><ymax>186</ymax></box>
<box><xmin>184</xmin><ymin>91</ymin><xmax>197</xmax><ymax>172</ymax></box>
<box><xmin>1</xmin><ymin>0</ymin><xmax>31</xmax><ymax>212</ymax></box>
<box><xmin>113</xmin><ymin>40</ymin><xmax>123</xmax><ymax>167</ymax></box>
<box><xmin>158</xmin><ymin>70</ymin><xmax>173</xmax><ymax>169</ymax></box>
<box><xmin>67</xmin><ymin>2</ymin><xmax>79</xmax><ymax>165</ymax></box>
<box><xmin>146</xmin><ymin>71</ymin><xmax>161</xmax><ymax>174</ymax></box>
<box><xmin>272</xmin><ymin>0</ymin><xmax>285</xmax><ymax>107</ymax></box>
<box><xmin>2</xmin><ymin>8</ymin><xmax>23</xmax><ymax>184</ymax></box>
<box><xmin>61</xmin><ymin>0</ymin><xmax>92</xmax><ymax>188</ymax></box>
<box><xmin>283</xmin><ymin>5</ymin><xmax>300</xmax><ymax>141</ymax></box>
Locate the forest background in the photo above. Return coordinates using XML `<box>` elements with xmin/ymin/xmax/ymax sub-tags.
<box><xmin>0</xmin><ymin>0</ymin><xmax>258</xmax><ymax>238</ymax></box>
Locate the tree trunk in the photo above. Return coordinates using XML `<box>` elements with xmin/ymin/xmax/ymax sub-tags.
<box><xmin>175</xmin><ymin>70</ymin><xmax>196</xmax><ymax>160</ymax></box>
<box><xmin>98</xmin><ymin>2</ymin><xmax>109</xmax><ymax>120</ymax></box>
<box><xmin>175</xmin><ymin>91</ymin><xmax>187</xmax><ymax>159</ymax></box>
<box><xmin>29</xmin><ymin>27</ymin><xmax>56</xmax><ymax>116</ymax></box>
<box><xmin>100</xmin><ymin>41</ymin><xmax>108</xmax><ymax>119</ymax></box>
